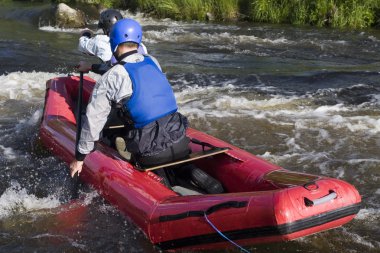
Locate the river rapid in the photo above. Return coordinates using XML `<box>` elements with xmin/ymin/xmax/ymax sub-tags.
<box><xmin>0</xmin><ymin>2</ymin><xmax>379</xmax><ymax>253</ymax></box>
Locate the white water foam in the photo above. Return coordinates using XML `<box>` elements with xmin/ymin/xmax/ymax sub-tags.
<box><xmin>0</xmin><ymin>71</ymin><xmax>61</xmax><ymax>101</ymax></box>
<box><xmin>368</xmin><ymin>35</ymin><xmax>380</xmax><ymax>42</ymax></box>
<box><xmin>328</xmin><ymin>115</ymin><xmax>380</xmax><ymax>134</ymax></box>
<box><xmin>39</xmin><ymin>26</ymin><xmax>83</xmax><ymax>34</ymax></box>
<box><xmin>372</xmin><ymin>94</ymin><xmax>380</xmax><ymax>104</ymax></box>
<box><xmin>15</xmin><ymin>109</ymin><xmax>43</xmax><ymax>130</ymax></box>
<box><xmin>356</xmin><ymin>208</ymin><xmax>380</xmax><ymax>221</ymax></box>
<box><xmin>31</xmin><ymin>233</ymin><xmax>87</xmax><ymax>250</ymax></box>
<box><xmin>0</xmin><ymin>145</ymin><xmax>16</xmax><ymax>160</ymax></box>
<box><xmin>0</xmin><ymin>71</ymin><xmax>100</xmax><ymax>102</ymax></box>
<box><xmin>177</xmin><ymin>83</ymin><xmax>380</xmax><ymax>136</ymax></box>
<box><xmin>303</xmin><ymin>38</ymin><xmax>349</xmax><ymax>52</ymax></box>
<box><xmin>341</xmin><ymin>226</ymin><xmax>378</xmax><ymax>249</ymax></box>
<box><xmin>144</xmin><ymin>29</ymin><xmax>292</xmax><ymax>48</ymax></box>
<box><xmin>177</xmin><ymin>84</ymin><xmax>297</xmax><ymax>111</ymax></box>
<box><xmin>0</xmin><ymin>181</ymin><xmax>61</xmax><ymax>219</ymax></box>
<box><xmin>347</xmin><ymin>158</ymin><xmax>380</xmax><ymax>165</ymax></box>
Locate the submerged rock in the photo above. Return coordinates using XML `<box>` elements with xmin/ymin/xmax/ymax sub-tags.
<box><xmin>54</xmin><ymin>3</ymin><xmax>86</xmax><ymax>28</ymax></box>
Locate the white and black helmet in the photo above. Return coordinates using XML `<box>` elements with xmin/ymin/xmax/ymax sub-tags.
<box><xmin>98</xmin><ymin>9</ymin><xmax>123</xmax><ymax>35</ymax></box>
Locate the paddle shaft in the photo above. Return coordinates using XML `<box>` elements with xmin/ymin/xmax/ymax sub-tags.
<box><xmin>75</xmin><ymin>72</ymin><xmax>84</xmax><ymax>147</ymax></box>
<box><xmin>71</xmin><ymin>72</ymin><xmax>84</xmax><ymax>199</ymax></box>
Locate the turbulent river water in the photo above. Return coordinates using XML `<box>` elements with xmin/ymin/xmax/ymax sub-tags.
<box><xmin>0</xmin><ymin>2</ymin><xmax>379</xmax><ymax>253</ymax></box>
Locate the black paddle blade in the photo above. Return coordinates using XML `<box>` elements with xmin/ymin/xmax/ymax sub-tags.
<box><xmin>70</xmin><ymin>172</ymin><xmax>80</xmax><ymax>200</ymax></box>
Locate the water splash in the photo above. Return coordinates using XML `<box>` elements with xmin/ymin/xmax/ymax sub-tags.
<box><xmin>0</xmin><ymin>181</ymin><xmax>61</xmax><ymax>218</ymax></box>
<box><xmin>0</xmin><ymin>71</ymin><xmax>60</xmax><ymax>101</ymax></box>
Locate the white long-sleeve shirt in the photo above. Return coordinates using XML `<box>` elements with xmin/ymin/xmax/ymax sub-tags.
<box><xmin>78</xmin><ymin>35</ymin><xmax>148</xmax><ymax>62</ymax></box>
<box><xmin>77</xmin><ymin>53</ymin><xmax>160</xmax><ymax>155</ymax></box>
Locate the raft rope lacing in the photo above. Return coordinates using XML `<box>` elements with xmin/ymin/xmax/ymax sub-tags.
<box><xmin>204</xmin><ymin>212</ymin><xmax>251</xmax><ymax>253</ymax></box>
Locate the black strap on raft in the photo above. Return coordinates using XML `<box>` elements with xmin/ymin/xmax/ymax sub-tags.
<box><xmin>191</xmin><ymin>138</ymin><xmax>219</xmax><ymax>151</ymax></box>
<box><xmin>205</xmin><ymin>201</ymin><xmax>247</xmax><ymax>215</ymax></box>
<box><xmin>159</xmin><ymin>201</ymin><xmax>247</xmax><ymax>222</ymax></box>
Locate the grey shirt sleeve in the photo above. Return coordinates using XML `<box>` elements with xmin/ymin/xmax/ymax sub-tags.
<box><xmin>76</xmin><ymin>53</ymin><xmax>161</xmax><ymax>158</ymax></box>
<box><xmin>77</xmin><ymin>66</ymin><xmax>133</xmax><ymax>155</ymax></box>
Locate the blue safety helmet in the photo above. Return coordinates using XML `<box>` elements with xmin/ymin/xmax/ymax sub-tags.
<box><xmin>110</xmin><ymin>18</ymin><xmax>142</xmax><ymax>53</ymax></box>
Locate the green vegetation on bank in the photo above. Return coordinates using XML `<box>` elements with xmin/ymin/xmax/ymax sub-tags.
<box><xmin>135</xmin><ymin>0</ymin><xmax>239</xmax><ymax>21</ymax></box>
<box><xmin>250</xmin><ymin>0</ymin><xmax>379</xmax><ymax>28</ymax></box>
<box><xmin>5</xmin><ymin>0</ymin><xmax>378</xmax><ymax>28</ymax></box>
<box><xmin>124</xmin><ymin>0</ymin><xmax>380</xmax><ymax>28</ymax></box>
<box><xmin>52</xmin><ymin>0</ymin><xmax>123</xmax><ymax>8</ymax></box>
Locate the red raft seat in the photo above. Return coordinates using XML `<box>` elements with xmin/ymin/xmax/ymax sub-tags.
<box><xmin>39</xmin><ymin>76</ymin><xmax>361</xmax><ymax>251</ymax></box>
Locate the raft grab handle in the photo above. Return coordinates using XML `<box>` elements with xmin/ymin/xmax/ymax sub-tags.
<box><xmin>304</xmin><ymin>190</ymin><xmax>337</xmax><ymax>207</ymax></box>
<box><xmin>159</xmin><ymin>201</ymin><xmax>247</xmax><ymax>222</ymax></box>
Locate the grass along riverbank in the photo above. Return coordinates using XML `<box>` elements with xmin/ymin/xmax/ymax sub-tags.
<box><xmin>125</xmin><ymin>0</ymin><xmax>380</xmax><ymax>29</ymax></box>
<box><xmin>12</xmin><ymin>0</ymin><xmax>378</xmax><ymax>29</ymax></box>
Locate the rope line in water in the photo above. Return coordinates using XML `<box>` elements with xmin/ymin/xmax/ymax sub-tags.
<box><xmin>204</xmin><ymin>213</ymin><xmax>251</xmax><ymax>253</ymax></box>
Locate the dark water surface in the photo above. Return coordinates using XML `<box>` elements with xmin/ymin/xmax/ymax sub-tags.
<box><xmin>0</xmin><ymin>3</ymin><xmax>379</xmax><ymax>253</ymax></box>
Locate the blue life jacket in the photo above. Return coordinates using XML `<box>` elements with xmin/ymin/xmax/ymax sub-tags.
<box><xmin>122</xmin><ymin>56</ymin><xmax>178</xmax><ymax>128</ymax></box>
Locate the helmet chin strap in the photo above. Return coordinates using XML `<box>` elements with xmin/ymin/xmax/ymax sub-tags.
<box><xmin>113</xmin><ymin>49</ymin><xmax>138</xmax><ymax>62</ymax></box>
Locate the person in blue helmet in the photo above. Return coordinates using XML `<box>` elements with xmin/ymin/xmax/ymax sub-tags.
<box><xmin>77</xmin><ymin>10</ymin><xmax>149</xmax><ymax>136</ymax></box>
<box><xmin>77</xmin><ymin>9</ymin><xmax>148</xmax><ymax>75</ymax></box>
<box><xmin>69</xmin><ymin>18</ymin><xmax>223</xmax><ymax>194</ymax></box>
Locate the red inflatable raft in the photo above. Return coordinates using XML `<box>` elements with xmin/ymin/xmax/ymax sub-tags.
<box><xmin>39</xmin><ymin>76</ymin><xmax>361</xmax><ymax>251</ymax></box>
